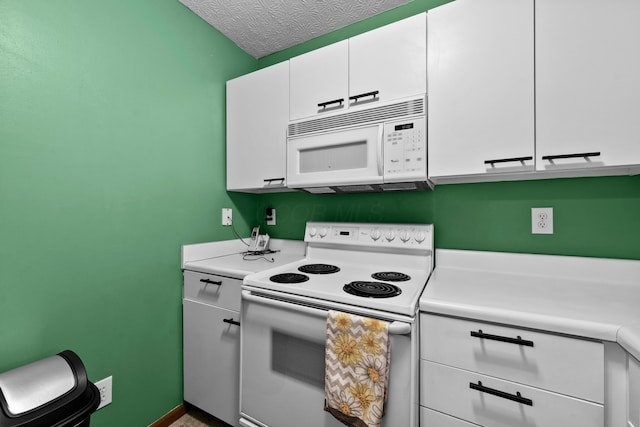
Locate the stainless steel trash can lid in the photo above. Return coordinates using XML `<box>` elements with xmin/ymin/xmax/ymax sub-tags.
<box><xmin>0</xmin><ymin>355</ymin><xmax>76</xmax><ymax>416</ymax></box>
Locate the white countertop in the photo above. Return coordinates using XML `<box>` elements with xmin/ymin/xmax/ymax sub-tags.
<box><xmin>182</xmin><ymin>238</ymin><xmax>306</xmax><ymax>279</ymax></box>
<box><xmin>420</xmin><ymin>249</ymin><xmax>640</xmax><ymax>359</ymax></box>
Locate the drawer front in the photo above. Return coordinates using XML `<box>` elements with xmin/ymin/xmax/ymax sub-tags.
<box><xmin>183</xmin><ymin>270</ymin><xmax>241</xmax><ymax>311</ymax></box>
<box><xmin>420</xmin><ymin>313</ymin><xmax>604</xmax><ymax>403</ymax></box>
<box><xmin>421</xmin><ymin>406</ymin><xmax>479</xmax><ymax>426</ymax></box>
<box><xmin>421</xmin><ymin>360</ymin><xmax>604</xmax><ymax>427</ymax></box>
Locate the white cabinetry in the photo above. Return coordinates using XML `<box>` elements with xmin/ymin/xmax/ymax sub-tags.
<box><xmin>289</xmin><ymin>41</ymin><xmax>349</xmax><ymax>121</ymax></box>
<box><xmin>226</xmin><ymin>62</ymin><xmax>289</xmax><ymax>193</ymax></box>
<box><xmin>289</xmin><ymin>13</ymin><xmax>426</xmax><ymax>121</ymax></box>
<box><xmin>536</xmin><ymin>0</ymin><xmax>640</xmax><ymax>172</ymax></box>
<box><xmin>428</xmin><ymin>0</ymin><xmax>534</xmax><ymax>180</ymax></box>
<box><xmin>629</xmin><ymin>355</ymin><xmax>640</xmax><ymax>427</ymax></box>
<box><xmin>420</xmin><ymin>313</ymin><xmax>604</xmax><ymax>427</ymax></box>
<box><xmin>183</xmin><ymin>270</ymin><xmax>241</xmax><ymax>427</ymax></box>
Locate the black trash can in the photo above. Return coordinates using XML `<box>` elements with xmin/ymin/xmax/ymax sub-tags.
<box><xmin>0</xmin><ymin>350</ymin><xmax>100</xmax><ymax>427</ymax></box>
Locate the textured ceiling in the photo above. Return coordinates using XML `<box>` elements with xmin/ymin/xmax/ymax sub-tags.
<box><xmin>178</xmin><ymin>0</ymin><xmax>411</xmax><ymax>58</ymax></box>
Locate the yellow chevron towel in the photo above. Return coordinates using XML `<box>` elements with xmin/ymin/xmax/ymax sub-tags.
<box><xmin>324</xmin><ymin>310</ymin><xmax>390</xmax><ymax>427</ymax></box>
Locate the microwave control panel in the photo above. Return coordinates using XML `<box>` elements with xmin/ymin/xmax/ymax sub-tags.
<box><xmin>383</xmin><ymin>117</ymin><xmax>427</xmax><ymax>181</ymax></box>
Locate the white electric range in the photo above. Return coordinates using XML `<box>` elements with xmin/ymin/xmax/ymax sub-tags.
<box><xmin>240</xmin><ymin>221</ymin><xmax>434</xmax><ymax>427</ymax></box>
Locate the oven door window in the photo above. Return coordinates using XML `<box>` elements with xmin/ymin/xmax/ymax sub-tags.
<box><xmin>240</xmin><ymin>293</ymin><xmax>414</xmax><ymax>427</ymax></box>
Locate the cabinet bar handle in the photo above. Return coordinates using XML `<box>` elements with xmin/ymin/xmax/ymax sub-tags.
<box><xmin>541</xmin><ymin>152</ymin><xmax>601</xmax><ymax>161</ymax></box>
<box><xmin>317</xmin><ymin>98</ymin><xmax>344</xmax><ymax>109</ymax></box>
<box><xmin>470</xmin><ymin>381</ymin><xmax>533</xmax><ymax>406</ymax></box>
<box><xmin>200</xmin><ymin>278</ymin><xmax>222</xmax><ymax>286</ymax></box>
<box><xmin>484</xmin><ymin>156</ymin><xmax>533</xmax><ymax>165</ymax></box>
<box><xmin>349</xmin><ymin>90</ymin><xmax>379</xmax><ymax>103</ymax></box>
<box><xmin>263</xmin><ymin>177</ymin><xmax>285</xmax><ymax>184</ymax></box>
<box><xmin>223</xmin><ymin>318</ymin><xmax>240</xmax><ymax>326</ymax></box>
<box><xmin>471</xmin><ymin>330</ymin><xmax>534</xmax><ymax>347</ymax></box>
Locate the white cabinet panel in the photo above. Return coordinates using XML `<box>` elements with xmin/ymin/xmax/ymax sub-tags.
<box><xmin>421</xmin><ymin>406</ymin><xmax>479</xmax><ymax>426</ymax></box>
<box><xmin>349</xmin><ymin>13</ymin><xmax>426</xmax><ymax>108</ymax></box>
<box><xmin>289</xmin><ymin>41</ymin><xmax>348</xmax><ymax>121</ymax></box>
<box><xmin>289</xmin><ymin>14</ymin><xmax>427</xmax><ymax>122</ymax></box>
<box><xmin>226</xmin><ymin>62</ymin><xmax>289</xmax><ymax>192</ymax></box>
<box><xmin>183</xmin><ymin>270</ymin><xmax>241</xmax><ymax>312</ymax></box>
<box><xmin>183</xmin><ymin>300</ymin><xmax>240</xmax><ymax>427</ymax></box>
<box><xmin>629</xmin><ymin>355</ymin><xmax>640</xmax><ymax>427</ymax></box>
<box><xmin>421</xmin><ymin>360</ymin><xmax>604</xmax><ymax>427</ymax></box>
<box><xmin>428</xmin><ymin>0</ymin><xmax>534</xmax><ymax>179</ymax></box>
<box><xmin>421</xmin><ymin>313</ymin><xmax>604</xmax><ymax>403</ymax></box>
<box><xmin>536</xmin><ymin>0</ymin><xmax>640</xmax><ymax>171</ymax></box>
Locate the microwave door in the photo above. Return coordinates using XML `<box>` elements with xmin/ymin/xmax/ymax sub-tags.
<box><xmin>287</xmin><ymin>124</ymin><xmax>383</xmax><ymax>188</ymax></box>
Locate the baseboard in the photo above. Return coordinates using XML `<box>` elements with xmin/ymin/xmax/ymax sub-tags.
<box><xmin>148</xmin><ymin>403</ymin><xmax>187</xmax><ymax>427</ymax></box>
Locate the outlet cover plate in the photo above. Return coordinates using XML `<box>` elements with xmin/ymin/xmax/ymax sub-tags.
<box><xmin>95</xmin><ymin>376</ymin><xmax>112</xmax><ymax>410</ymax></box>
<box><xmin>532</xmin><ymin>207</ymin><xmax>553</xmax><ymax>234</ymax></box>
<box><xmin>222</xmin><ymin>208</ymin><xmax>232</xmax><ymax>226</ymax></box>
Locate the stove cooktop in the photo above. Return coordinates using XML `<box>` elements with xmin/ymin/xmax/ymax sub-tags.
<box><xmin>243</xmin><ymin>222</ymin><xmax>434</xmax><ymax>317</ymax></box>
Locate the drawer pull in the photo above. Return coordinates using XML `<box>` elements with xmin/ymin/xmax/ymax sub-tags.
<box><xmin>223</xmin><ymin>318</ymin><xmax>240</xmax><ymax>327</ymax></box>
<box><xmin>541</xmin><ymin>152</ymin><xmax>601</xmax><ymax>161</ymax></box>
<box><xmin>200</xmin><ymin>278</ymin><xmax>222</xmax><ymax>286</ymax></box>
<box><xmin>484</xmin><ymin>156</ymin><xmax>533</xmax><ymax>165</ymax></box>
<box><xmin>470</xmin><ymin>381</ymin><xmax>533</xmax><ymax>406</ymax></box>
<box><xmin>471</xmin><ymin>330</ymin><xmax>534</xmax><ymax>347</ymax></box>
<box><xmin>317</xmin><ymin>98</ymin><xmax>344</xmax><ymax>110</ymax></box>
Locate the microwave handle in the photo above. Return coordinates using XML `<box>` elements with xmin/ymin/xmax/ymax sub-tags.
<box><xmin>377</xmin><ymin>124</ymin><xmax>384</xmax><ymax>176</ymax></box>
<box><xmin>242</xmin><ymin>290</ymin><xmax>411</xmax><ymax>335</ymax></box>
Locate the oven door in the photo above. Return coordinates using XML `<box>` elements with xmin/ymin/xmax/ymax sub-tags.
<box><xmin>239</xmin><ymin>290</ymin><xmax>417</xmax><ymax>427</ymax></box>
<box><xmin>286</xmin><ymin>124</ymin><xmax>384</xmax><ymax>189</ymax></box>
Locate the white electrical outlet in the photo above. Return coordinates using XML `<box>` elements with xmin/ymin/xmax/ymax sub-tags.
<box><xmin>95</xmin><ymin>376</ymin><xmax>112</xmax><ymax>410</ymax></box>
<box><xmin>222</xmin><ymin>208</ymin><xmax>232</xmax><ymax>226</ymax></box>
<box><xmin>532</xmin><ymin>207</ymin><xmax>554</xmax><ymax>234</ymax></box>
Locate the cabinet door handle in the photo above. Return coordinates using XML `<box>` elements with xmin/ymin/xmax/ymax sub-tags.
<box><xmin>200</xmin><ymin>278</ymin><xmax>222</xmax><ymax>286</ymax></box>
<box><xmin>263</xmin><ymin>177</ymin><xmax>285</xmax><ymax>184</ymax></box>
<box><xmin>470</xmin><ymin>381</ymin><xmax>533</xmax><ymax>406</ymax></box>
<box><xmin>470</xmin><ymin>330</ymin><xmax>534</xmax><ymax>347</ymax></box>
<box><xmin>317</xmin><ymin>98</ymin><xmax>344</xmax><ymax>109</ymax></box>
<box><xmin>484</xmin><ymin>156</ymin><xmax>533</xmax><ymax>165</ymax></box>
<box><xmin>541</xmin><ymin>152</ymin><xmax>601</xmax><ymax>161</ymax></box>
<box><xmin>223</xmin><ymin>318</ymin><xmax>240</xmax><ymax>326</ymax></box>
<box><xmin>349</xmin><ymin>90</ymin><xmax>379</xmax><ymax>103</ymax></box>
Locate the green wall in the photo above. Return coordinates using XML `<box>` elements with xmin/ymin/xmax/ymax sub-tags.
<box><xmin>253</xmin><ymin>1</ymin><xmax>640</xmax><ymax>261</ymax></box>
<box><xmin>0</xmin><ymin>0</ymin><xmax>256</xmax><ymax>425</ymax></box>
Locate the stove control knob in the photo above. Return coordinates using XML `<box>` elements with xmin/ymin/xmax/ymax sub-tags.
<box><xmin>414</xmin><ymin>231</ymin><xmax>426</xmax><ymax>243</ymax></box>
<box><xmin>319</xmin><ymin>227</ymin><xmax>328</xmax><ymax>238</ymax></box>
<box><xmin>385</xmin><ymin>230</ymin><xmax>396</xmax><ymax>242</ymax></box>
<box><xmin>370</xmin><ymin>229</ymin><xmax>381</xmax><ymax>241</ymax></box>
<box><xmin>308</xmin><ymin>227</ymin><xmax>317</xmax><ymax>237</ymax></box>
<box><xmin>399</xmin><ymin>230</ymin><xmax>411</xmax><ymax>242</ymax></box>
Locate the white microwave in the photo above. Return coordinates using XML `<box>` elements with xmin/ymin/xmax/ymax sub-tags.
<box><xmin>286</xmin><ymin>99</ymin><xmax>431</xmax><ymax>193</ymax></box>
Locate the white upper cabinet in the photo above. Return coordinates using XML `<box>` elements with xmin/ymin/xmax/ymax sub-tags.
<box><xmin>427</xmin><ymin>0</ymin><xmax>535</xmax><ymax>179</ymax></box>
<box><xmin>349</xmin><ymin>13</ymin><xmax>426</xmax><ymax>109</ymax></box>
<box><xmin>226</xmin><ymin>62</ymin><xmax>290</xmax><ymax>192</ymax></box>
<box><xmin>536</xmin><ymin>0</ymin><xmax>640</xmax><ymax>172</ymax></box>
<box><xmin>289</xmin><ymin>41</ymin><xmax>349</xmax><ymax>121</ymax></box>
<box><xmin>289</xmin><ymin>13</ymin><xmax>427</xmax><ymax>122</ymax></box>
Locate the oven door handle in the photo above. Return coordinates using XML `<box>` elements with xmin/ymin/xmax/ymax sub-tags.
<box><xmin>242</xmin><ymin>290</ymin><xmax>412</xmax><ymax>335</ymax></box>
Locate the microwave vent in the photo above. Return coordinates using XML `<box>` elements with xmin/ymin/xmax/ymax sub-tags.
<box><xmin>288</xmin><ymin>97</ymin><xmax>425</xmax><ymax>137</ymax></box>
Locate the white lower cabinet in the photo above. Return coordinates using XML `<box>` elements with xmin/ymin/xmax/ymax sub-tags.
<box><xmin>183</xmin><ymin>271</ymin><xmax>241</xmax><ymax>427</ymax></box>
<box><xmin>419</xmin><ymin>313</ymin><xmax>604</xmax><ymax>427</ymax></box>
<box><xmin>421</xmin><ymin>407</ymin><xmax>478</xmax><ymax>426</ymax></box>
<box><xmin>629</xmin><ymin>355</ymin><xmax>640</xmax><ymax>427</ymax></box>
<box><xmin>421</xmin><ymin>361</ymin><xmax>603</xmax><ymax>427</ymax></box>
